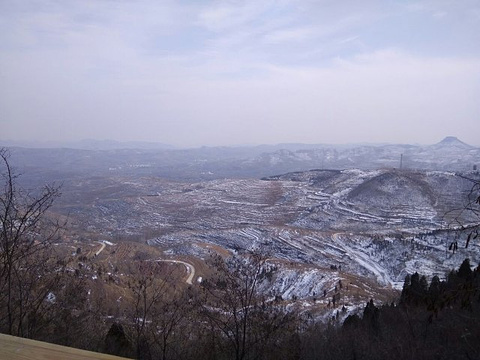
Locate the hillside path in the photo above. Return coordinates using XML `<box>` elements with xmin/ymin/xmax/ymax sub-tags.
<box><xmin>157</xmin><ymin>259</ymin><xmax>196</xmax><ymax>285</ymax></box>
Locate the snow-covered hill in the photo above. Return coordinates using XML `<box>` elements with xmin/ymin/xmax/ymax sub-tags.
<box><xmin>54</xmin><ymin>167</ymin><xmax>480</xmax><ymax>315</ymax></box>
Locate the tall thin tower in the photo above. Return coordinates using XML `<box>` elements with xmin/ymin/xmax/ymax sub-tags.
<box><xmin>400</xmin><ymin>154</ymin><xmax>403</xmax><ymax>169</ymax></box>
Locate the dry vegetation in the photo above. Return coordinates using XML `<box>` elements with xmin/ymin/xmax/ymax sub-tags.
<box><xmin>0</xmin><ymin>333</ymin><xmax>130</xmax><ymax>360</ymax></box>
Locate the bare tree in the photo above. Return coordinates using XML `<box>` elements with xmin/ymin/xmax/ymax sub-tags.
<box><xmin>199</xmin><ymin>252</ymin><xmax>296</xmax><ymax>360</ymax></box>
<box><xmin>127</xmin><ymin>262</ymin><xmax>167</xmax><ymax>359</ymax></box>
<box><xmin>150</xmin><ymin>285</ymin><xmax>196</xmax><ymax>360</ymax></box>
<box><xmin>445</xmin><ymin>174</ymin><xmax>480</xmax><ymax>249</ymax></box>
<box><xmin>463</xmin><ymin>176</ymin><xmax>480</xmax><ymax>248</ymax></box>
<box><xmin>0</xmin><ymin>148</ymin><xmax>63</xmax><ymax>337</ymax></box>
<box><xmin>124</xmin><ymin>260</ymin><xmax>196</xmax><ymax>360</ymax></box>
<box><xmin>47</xmin><ymin>267</ymin><xmax>107</xmax><ymax>351</ymax></box>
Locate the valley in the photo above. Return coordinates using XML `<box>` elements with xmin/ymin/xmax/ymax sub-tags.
<box><xmin>3</xmin><ymin>137</ymin><xmax>480</xmax><ymax>321</ymax></box>
<box><xmin>49</xmin><ymin>165</ymin><xmax>480</xmax><ymax>319</ymax></box>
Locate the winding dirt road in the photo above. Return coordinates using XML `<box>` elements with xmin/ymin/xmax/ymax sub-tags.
<box><xmin>157</xmin><ymin>259</ymin><xmax>196</xmax><ymax>285</ymax></box>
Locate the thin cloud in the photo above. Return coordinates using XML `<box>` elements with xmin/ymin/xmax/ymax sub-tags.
<box><xmin>338</xmin><ymin>35</ymin><xmax>360</xmax><ymax>44</ymax></box>
<box><xmin>263</xmin><ymin>27</ymin><xmax>314</xmax><ymax>43</ymax></box>
<box><xmin>0</xmin><ymin>0</ymin><xmax>479</xmax><ymax>147</ymax></box>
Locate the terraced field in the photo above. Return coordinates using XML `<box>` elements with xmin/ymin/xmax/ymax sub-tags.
<box><xmin>54</xmin><ymin>168</ymin><xmax>480</xmax><ymax>317</ymax></box>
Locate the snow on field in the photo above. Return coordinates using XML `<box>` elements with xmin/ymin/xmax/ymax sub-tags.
<box><xmin>341</xmin><ymin>241</ymin><xmax>393</xmax><ymax>286</ymax></box>
<box><xmin>66</xmin><ymin>167</ymin><xmax>480</xmax><ymax>315</ymax></box>
<box><xmin>261</xmin><ymin>267</ymin><xmax>335</xmax><ymax>299</ymax></box>
<box><xmin>100</xmin><ymin>240</ymin><xmax>116</xmax><ymax>246</ymax></box>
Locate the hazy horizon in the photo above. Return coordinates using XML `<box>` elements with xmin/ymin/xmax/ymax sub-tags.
<box><xmin>1</xmin><ymin>135</ymin><xmax>477</xmax><ymax>150</ymax></box>
<box><xmin>1</xmin><ymin>1</ymin><xmax>479</xmax><ymax>148</ymax></box>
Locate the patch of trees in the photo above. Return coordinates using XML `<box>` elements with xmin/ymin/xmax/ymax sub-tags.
<box><xmin>102</xmin><ymin>253</ymin><xmax>298</xmax><ymax>360</ymax></box>
<box><xmin>197</xmin><ymin>253</ymin><xmax>297</xmax><ymax>360</ymax></box>
<box><xmin>303</xmin><ymin>259</ymin><xmax>480</xmax><ymax>360</ymax></box>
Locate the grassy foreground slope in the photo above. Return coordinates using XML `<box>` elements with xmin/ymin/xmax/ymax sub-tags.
<box><xmin>0</xmin><ymin>333</ymin><xmax>131</xmax><ymax>360</ymax></box>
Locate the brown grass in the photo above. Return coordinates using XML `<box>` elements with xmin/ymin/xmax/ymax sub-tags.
<box><xmin>0</xmin><ymin>333</ymin><xmax>131</xmax><ymax>360</ymax></box>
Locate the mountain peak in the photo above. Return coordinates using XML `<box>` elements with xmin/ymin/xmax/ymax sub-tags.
<box><xmin>435</xmin><ymin>136</ymin><xmax>472</xmax><ymax>148</ymax></box>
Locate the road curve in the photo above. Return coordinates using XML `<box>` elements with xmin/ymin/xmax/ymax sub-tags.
<box><xmin>157</xmin><ymin>259</ymin><xmax>196</xmax><ymax>285</ymax></box>
<box><xmin>95</xmin><ymin>242</ymin><xmax>106</xmax><ymax>257</ymax></box>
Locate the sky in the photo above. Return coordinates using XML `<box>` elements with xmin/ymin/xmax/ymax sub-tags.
<box><xmin>0</xmin><ymin>0</ymin><xmax>479</xmax><ymax>148</ymax></box>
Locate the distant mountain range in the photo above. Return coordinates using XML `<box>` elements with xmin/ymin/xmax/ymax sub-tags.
<box><xmin>1</xmin><ymin>136</ymin><xmax>477</xmax><ymax>151</ymax></box>
<box><xmin>3</xmin><ymin>137</ymin><xmax>479</xmax><ymax>184</ymax></box>
<box><xmin>244</xmin><ymin>136</ymin><xmax>480</xmax><ymax>175</ymax></box>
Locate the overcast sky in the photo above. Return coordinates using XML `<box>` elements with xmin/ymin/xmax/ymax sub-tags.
<box><xmin>1</xmin><ymin>0</ymin><xmax>479</xmax><ymax>147</ymax></box>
